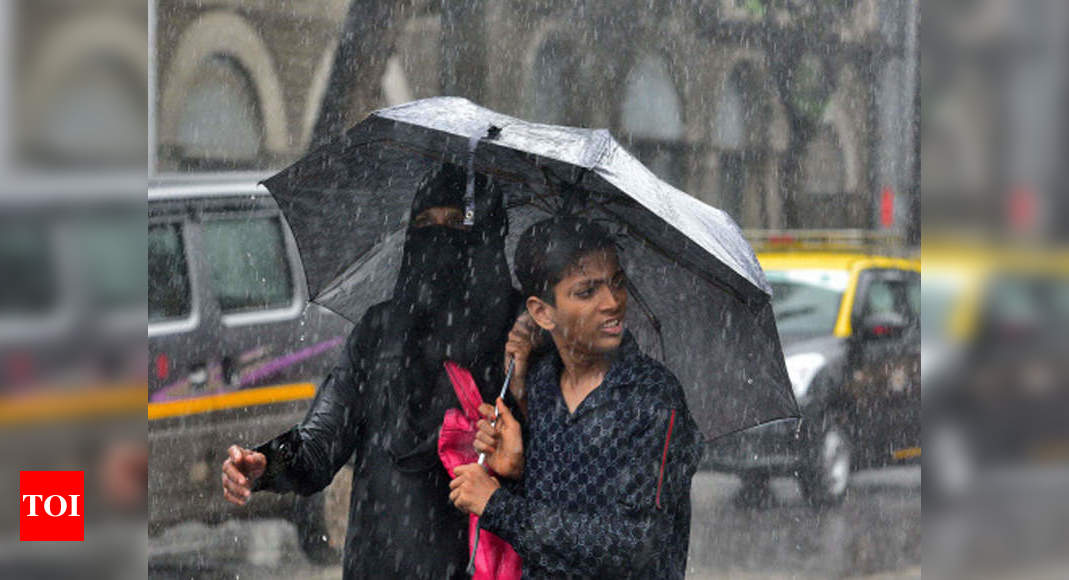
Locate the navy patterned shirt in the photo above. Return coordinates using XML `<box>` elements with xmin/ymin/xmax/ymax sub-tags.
<box><xmin>479</xmin><ymin>332</ymin><xmax>702</xmax><ymax>579</ymax></box>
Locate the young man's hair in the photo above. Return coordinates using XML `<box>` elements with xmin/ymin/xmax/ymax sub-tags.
<box><xmin>513</xmin><ymin>216</ymin><xmax>617</xmax><ymax>304</ymax></box>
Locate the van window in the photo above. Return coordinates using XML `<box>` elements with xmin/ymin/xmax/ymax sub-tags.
<box><xmin>202</xmin><ymin>216</ymin><xmax>293</xmax><ymax>314</ymax></box>
<box><xmin>148</xmin><ymin>223</ymin><xmax>191</xmax><ymax>322</ymax></box>
<box><xmin>77</xmin><ymin>213</ymin><xmax>147</xmax><ymax>313</ymax></box>
<box><xmin>0</xmin><ymin>219</ymin><xmax>57</xmax><ymax>316</ymax></box>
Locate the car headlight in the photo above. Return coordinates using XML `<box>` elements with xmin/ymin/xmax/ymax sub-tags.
<box><xmin>785</xmin><ymin>352</ymin><xmax>826</xmax><ymax>401</ymax></box>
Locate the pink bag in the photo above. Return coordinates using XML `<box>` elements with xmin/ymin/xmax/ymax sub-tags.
<box><xmin>438</xmin><ymin>361</ymin><xmax>523</xmax><ymax>580</ymax></box>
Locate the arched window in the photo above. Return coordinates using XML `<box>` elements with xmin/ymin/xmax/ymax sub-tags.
<box><xmin>176</xmin><ymin>55</ymin><xmax>263</xmax><ymax>169</ymax></box>
<box><xmin>714</xmin><ymin>65</ymin><xmax>767</xmax><ymax>150</ymax></box>
<box><xmin>32</xmin><ymin>56</ymin><xmax>145</xmax><ymax>167</ymax></box>
<box><xmin>798</xmin><ymin>125</ymin><xmax>861</xmax><ymax>227</ymax></box>
<box><xmin>803</xmin><ymin>126</ymin><xmax>846</xmax><ymax>196</ymax></box>
<box><xmin>529</xmin><ymin>38</ymin><xmax>576</xmax><ymax>125</ymax></box>
<box><xmin>620</xmin><ymin>54</ymin><xmax>685</xmax><ymax>187</ymax></box>
<box><xmin>382</xmin><ymin>54</ymin><xmax>415</xmax><ymax>107</ymax></box>
<box><xmin>714</xmin><ymin>64</ymin><xmax>769</xmax><ymax>223</ymax></box>
<box><xmin>714</xmin><ymin>68</ymin><xmax>746</xmax><ymax>151</ymax></box>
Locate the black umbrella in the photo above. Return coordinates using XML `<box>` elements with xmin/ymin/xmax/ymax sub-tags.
<box><xmin>263</xmin><ymin>96</ymin><xmax>797</xmax><ymax>441</ymax></box>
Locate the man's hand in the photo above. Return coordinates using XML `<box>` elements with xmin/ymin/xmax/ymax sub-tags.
<box><xmin>474</xmin><ymin>398</ymin><xmax>524</xmax><ymax>479</ymax></box>
<box><xmin>505</xmin><ymin>312</ymin><xmax>541</xmax><ymax>415</ymax></box>
<box><xmin>221</xmin><ymin>445</ymin><xmax>267</xmax><ymax>506</ymax></box>
<box><xmin>449</xmin><ymin>463</ymin><xmax>501</xmax><ymax>517</ymax></box>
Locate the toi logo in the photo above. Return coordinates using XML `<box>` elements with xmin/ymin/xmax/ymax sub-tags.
<box><xmin>20</xmin><ymin>471</ymin><xmax>84</xmax><ymax>541</ymax></box>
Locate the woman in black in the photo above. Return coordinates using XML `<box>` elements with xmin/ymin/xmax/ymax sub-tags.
<box><xmin>221</xmin><ymin>164</ymin><xmax>519</xmax><ymax>579</ymax></box>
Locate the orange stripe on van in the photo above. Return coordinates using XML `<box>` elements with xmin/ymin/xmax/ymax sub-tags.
<box><xmin>147</xmin><ymin>383</ymin><xmax>316</xmax><ymax>420</ymax></box>
<box><xmin>0</xmin><ymin>383</ymin><xmax>147</xmax><ymax>427</ymax></box>
<box><xmin>892</xmin><ymin>447</ymin><xmax>921</xmax><ymax>460</ymax></box>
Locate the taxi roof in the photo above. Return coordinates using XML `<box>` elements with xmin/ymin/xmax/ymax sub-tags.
<box><xmin>757</xmin><ymin>251</ymin><xmax>919</xmax><ymax>273</ymax></box>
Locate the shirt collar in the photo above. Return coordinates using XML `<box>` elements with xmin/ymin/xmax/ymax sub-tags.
<box><xmin>539</xmin><ymin>330</ymin><xmax>643</xmax><ymax>391</ymax></box>
<box><xmin>600</xmin><ymin>331</ymin><xmax>644</xmax><ymax>390</ymax></box>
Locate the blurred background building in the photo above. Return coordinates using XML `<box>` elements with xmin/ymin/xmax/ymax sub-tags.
<box><xmin>0</xmin><ymin>2</ymin><xmax>147</xmax><ymax>578</ymax></box>
<box><xmin>150</xmin><ymin>0</ymin><xmax>920</xmax><ymax>241</ymax></box>
<box><xmin>11</xmin><ymin>0</ymin><xmax>146</xmax><ymax>171</ymax></box>
<box><xmin>925</xmin><ymin>0</ymin><xmax>1069</xmax><ymax>241</ymax></box>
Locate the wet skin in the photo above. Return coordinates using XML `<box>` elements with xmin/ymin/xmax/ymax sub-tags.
<box><xmin>540</xmin><ymin>248</ymin><xmax>629</xmax><ymax>360</ymax></box>
<box><xmin>409</xmin><ymin>206</ymin><xmax>470</xmax><ymax>230</ymax></box>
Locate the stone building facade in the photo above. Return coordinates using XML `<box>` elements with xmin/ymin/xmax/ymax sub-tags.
<box><xmin>146</xmin><ymin>0</ymin><xmax>917</xmax><ymax>232</ymax></box>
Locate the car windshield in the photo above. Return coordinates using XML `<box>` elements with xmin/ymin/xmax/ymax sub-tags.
<box><xmin>920</xmin><ymin>273</ymin><xmax>963</xmax><ymax>341</ymax></box>
<box><xmin>767</xmin><ymin>269</ymin><xmax>847</xmax><ymax>336</ymax></box>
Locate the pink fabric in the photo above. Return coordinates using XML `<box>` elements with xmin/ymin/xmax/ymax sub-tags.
<box><xmin>438</xmin><ymin>361</ymin><xmax>523</xmax><ymax>580</ymax></box>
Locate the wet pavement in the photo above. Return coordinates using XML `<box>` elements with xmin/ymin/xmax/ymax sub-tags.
<box><xmin>687</xmin><ymin>467</ymin><xmax>921</xmax><ymax>578</ymax></box>
<box><xmin>148</xmin><ymin>466</ymin><xmax>921</xmax><ymax>579</ymax></box>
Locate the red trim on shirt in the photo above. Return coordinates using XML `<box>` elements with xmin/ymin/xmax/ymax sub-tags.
<box><xmin>656</xmin><ymin>409</ymin><xmax>676</xmax><ymax>509</ymax></box>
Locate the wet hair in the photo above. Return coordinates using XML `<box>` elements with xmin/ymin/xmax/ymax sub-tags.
<box><xmin>514</xmin><ymin>216</ymin><xmax>617</xmax><ymax>304</ymax></box>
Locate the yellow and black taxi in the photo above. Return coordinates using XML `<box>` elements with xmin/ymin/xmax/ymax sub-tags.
<box><xmin>923</xmin><ymin>239</ymin><xmax>1069</xmax><ymax>501</ymax></box>
<box><xmin>706</xmin><ymin>231</ymin><xmax>920</xmax><ymax>506</ymax></box>
<box><xmin>148</xmin><ymin>174</ymin><xmax>352</xmax><ymax>562</ymax></box>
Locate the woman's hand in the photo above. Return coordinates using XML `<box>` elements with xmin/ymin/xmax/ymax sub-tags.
<box><xmin>221</xmin><ymin>445</ymin><xmax>267</xmax><ymax>506</ymax></box>
<box><xmin>449</xmin><ymin>463</ymin><xmax>501</xmax><ymax>517</ymax></box>
<box><xmin>474</xmin><ymin>398</ymin><xmax>524</xmax><ymax>479</ymax></box>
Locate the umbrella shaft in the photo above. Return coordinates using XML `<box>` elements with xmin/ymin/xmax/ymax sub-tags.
<box><xmin>476</xmin><ymin>357</ymin><xmax>514</xmax><ymax>467</ymax></box>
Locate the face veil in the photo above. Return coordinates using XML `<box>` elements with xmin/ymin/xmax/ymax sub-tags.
<box><xmin>390</xmin><ymin>163</ymin><xmax>513</xmax><ymax>368</ymax></box>
<box><xmin>384</xmin><ymin>163</ymin><xmax>517</xmax><ymax>469</ymax></box>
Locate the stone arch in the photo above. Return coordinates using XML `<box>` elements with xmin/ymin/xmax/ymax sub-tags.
<box><xmin>797</xmin><ymin>65</ymin><xmax>868</xmax><ymax>229</ymax></box>
<box><xmin>19</xmin><ymin>12</ymin><xmax>147</xmax><ymax>160</ymax></box>
<box><xmin>802</xmin><ymin>124</ymin><xmax>847</xmax><ymax>195</ymax></box>
<box><xmin>619</xmin><ymin>51</ymin><xmax>685</xmax><ymax>140</ymax></box>
<box><xmin>708</xmin><ymin>55</ymin><xmax>789</xmax><ymax>227</ymax></box>
<box><xmin>710</xmin><ymin>55</ymin><xmax>787</xmax><ymax>152</ymax></box>
<box><xmin>713</xmin><ymin>59</ymin><xmax>768</xmax><ymax>151</ymax></box>
<box><xmin>175</xmin><ymin>55</ymin><xmax>264</xmax><ymax>163</ymax></box>
<box><xmin>522</xmin><ymin>24</ymin><xmax>581</xmax><ymax>125</ymax></box>
<box><xmin>300</xmin><ymin>45</ymin><xmax>336</xmax><ymax>149</ymax></box>
<box><xmin>381</xmin><ymin>55</ymin><xmax>415</xmax><ymax>108</ymax></box>
<box><xmin>821</xmin><ymin>64</ymin><xmax>865</xmax><ymax>193</ymax></box>
<box><xmin>160</xmin><ymin>11</ymin><xmax>288</xmax><ymax>155</ymax></box>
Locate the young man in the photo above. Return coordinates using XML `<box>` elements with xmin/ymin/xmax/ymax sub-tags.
<box><xmin>220</xmin><ymin>164</ymin><xmax>519</xmax><ymax>579</ymax></box>
<box><xmin>449</xmin><ymin>216</ymin><xmax>703</xmax><ymax>578</ymax></box>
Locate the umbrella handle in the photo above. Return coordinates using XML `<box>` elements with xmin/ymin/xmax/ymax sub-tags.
<box><xmin>476</xmin><ymin>356</ymin><xmax>515</xmax><ymax>467</ymax></box>
<box><xmin>466</xmin><ymin>525</ymin><xmax>481</xmax><ymax>576</ymax></box>
<box><xmin>468</xmin><ymin>356</ymin><xmax>512</xmax><ymax>575</ymax></box>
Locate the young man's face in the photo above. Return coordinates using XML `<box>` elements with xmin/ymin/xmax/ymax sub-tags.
<box><xmin>543</xmin><ymin>248</ymin><xmax>628</xmax><ymax>356</ymax></box>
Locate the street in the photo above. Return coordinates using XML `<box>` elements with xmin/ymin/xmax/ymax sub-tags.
<box><xmin>687</xmin><ymin>468</ymin><xmax>921</xmax><ymax>578</ymax></box>
<box><xmin>148</xmin><ymin>466</ymin><xmax>920</xmax><ymax>579</ymax></box>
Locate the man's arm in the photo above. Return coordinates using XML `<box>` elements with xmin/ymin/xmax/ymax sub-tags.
<box><xmin>478</xmin><ymin>405</ymin><xmax>701</xmax><ymax>577</ymax></box>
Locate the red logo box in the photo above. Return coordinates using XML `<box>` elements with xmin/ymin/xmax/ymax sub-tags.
<box><xmin>20</xmin><ymin>471</ymin><xmax>84</xmax><ymax>541</ymax></box>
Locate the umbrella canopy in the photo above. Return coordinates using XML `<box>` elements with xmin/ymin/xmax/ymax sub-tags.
<box><xmin>263</xmin><ymin>96</ymin><xmax>797</xmax><ymax>440</ymax></box>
